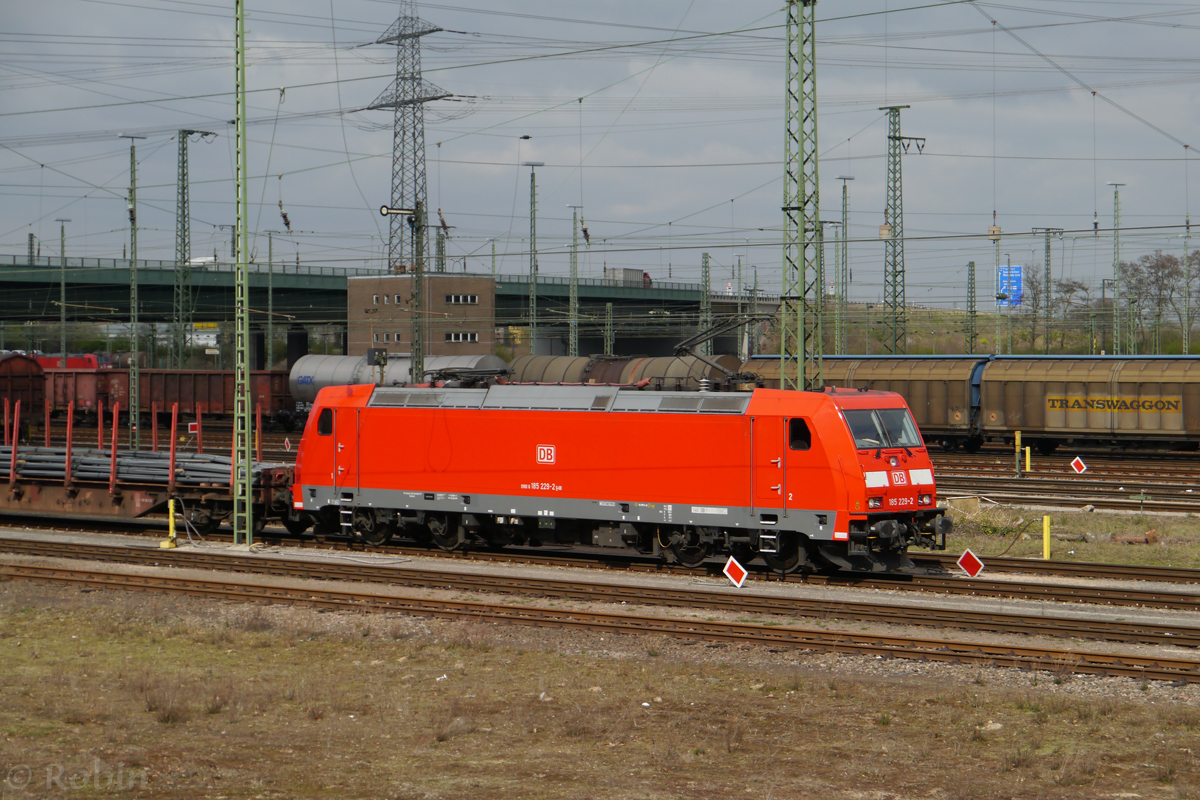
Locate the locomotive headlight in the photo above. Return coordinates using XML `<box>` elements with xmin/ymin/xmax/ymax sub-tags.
<box><xmin>889</xmin><ymin>456</ymin><xmax>898</xmax><ymax>467</ymax></box>
<box><xmin>868</xmin><ymin>496</ymin><xmax>882</xmax><ymax>509</ymax></box>
<box><xmin>918</xmin><ymin>493</ymin><xmax>932</xmax><ymax>506</ymax></box>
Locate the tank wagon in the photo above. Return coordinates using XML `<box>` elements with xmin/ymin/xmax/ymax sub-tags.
<box><xmin>743</xmin><ymin>355</ymin><xmax>1200</xmax><ymax>452</ymax></box>
<box><xmin>291</xmin><ymin>383</ymin><xmax>951</xmax><ymax>573</ymax></box>
<box><xmin>509</xmin><ymin>354</ymin><xmax>742</xmax><ymax>390</ymax></box>
<box><xmin>289</xmin><ymin>354</ymin><xmax>509</xmax><ymax>404</ymax></box>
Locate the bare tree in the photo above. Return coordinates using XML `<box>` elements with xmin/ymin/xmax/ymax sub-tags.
<box><xmin>1124</xmin><ymin>251</ymin><xmax>1182</xmax><ymax>352</ymax></box>
<box><xmin>1054</xmin><ymin>278</ymin><xmax>1091</xmax><ymax>349</ymax></box>
<box><xmin>1020</xmin><ymin>263</ymin><xmax>1045</xmax><ymax>351</ymax></box>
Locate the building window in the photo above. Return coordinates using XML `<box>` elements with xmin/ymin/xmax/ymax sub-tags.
<box><xmin>394</xmin><ymin>294</ymin><xmax>402</xmax><ymax>304</ymax></box>
<box><xmin>445</xmin><ymin>294</ymin><xmax>479</xmax><ymax>305</ymax></box>
<box><xmin>383</xmin><ymin>333</ymin><xmax>390</xmax><ymax>343</ymax></box>
<box><xmin>383</xmin><ymin>295</ymin><xmax>390</xmax><ymax>304</ymax></box>
<box><xmin>445</xmin><ymin>332</ymin><xmax>479</xmax><ymax>343</ymax></box>
<box><xmin>373</xmin><ymin>294</ymin><xmax>379</xmax><ymax>305</ymax></box>
<box><xmin>395</xmin><ymin>332</ymin><xmax>403</xmax><ymax>342</ymax></box>
<box><xmin>373</xmin><ymin>333</ymin><xmax>379</xmax><ymax>342</ymax></box>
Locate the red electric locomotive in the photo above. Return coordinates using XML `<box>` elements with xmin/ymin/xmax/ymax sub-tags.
<box><xmin>291</xmin><ymin>384</ymin><xmax>951</xmax><ymax>572</ymax></box>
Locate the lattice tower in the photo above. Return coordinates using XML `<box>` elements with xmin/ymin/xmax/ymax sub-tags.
<box><xmin>780</xmin><ymin>0</ymin><xmax>821</xmax><ymax>390</ymax></box>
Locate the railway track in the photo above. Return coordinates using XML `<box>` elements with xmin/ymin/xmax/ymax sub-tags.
<box><xmin>3</xmin><ymin>536</ymin><xmax>1199</xmax><ymax>649</ymax></box>
<box><xmin>915</xmin><ymin>552</ymin><xmax>1200</xmax><ymax>585</ymax></box>
<box><xmin>3</xmin><ymin>560</ymin><xmax>1198</xmax><ymax>683</ymax></box>
<box><xmin>931</xmin><ymin>450</ymin><xmax>1200</xmax><ymax>511</ymax></box>
<box><xmin>7</xmin><ymin>519</ymin><xmax>1200</xmax><ymax>608</ymax></box>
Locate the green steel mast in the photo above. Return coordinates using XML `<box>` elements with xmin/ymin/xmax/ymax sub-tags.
<box><xmin>966</xmin><ymin>261</ymin><xmax>977</xmax><ymax>354</ymax></box>
<box><xmin>120</xmin><ymin>134</ymin><xmax>145</xmax><ymax>447</ymax></box>
<box><xmin>568</xmin><ymin>205</ymin><xmax>582</xmax><ymax>357</ymax></box>
<box><xmin>781</xmin><ymin>0</ymin><xmax>821</xmax><ymax>390</ymax></box>
<box><xmin>880</xmin><ymin>105</ymin><xmax>912</xmax><ymax>354</ymax></box>
<box><xmin>232</xmin><ymin>0</ymin><xmax>252</xmax><ymax>544</ymax></box>
<box><xmin>699</xmin><ymin>252</ymin><xmax>713</xmax><ymax>356</ymax></box>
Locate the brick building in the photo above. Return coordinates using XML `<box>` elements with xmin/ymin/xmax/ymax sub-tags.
<box><xmin>346</xmin><ymin>273</ymin><xmax>496</xmax><ymax>358</ymax></box>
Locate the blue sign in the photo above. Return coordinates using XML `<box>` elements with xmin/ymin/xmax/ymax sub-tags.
<box><xmin>997</xmin><ymin>265</ymin><xmax>1023</xmax><ymax>307</ymax></box>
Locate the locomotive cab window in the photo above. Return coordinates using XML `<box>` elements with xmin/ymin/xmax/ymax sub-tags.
<box><xmin>317</xmin><ymin>408</ymin><xmax>333</xmax><ymax>436</ymax></box>
<box><xmin>842</xmin><ymin>408</ymin><xmax>923</xmax><ymax>450</ymax></box>
<box><xmin>788</xmin><ymin>418</ymin><xmax>812</xmax><ymax>451</ymax></box>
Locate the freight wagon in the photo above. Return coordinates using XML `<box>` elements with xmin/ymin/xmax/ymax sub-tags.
<box><xmin>743</xmin><ymin>355</ymin><xmax>1200</xmax><ymax>452</ymax></box>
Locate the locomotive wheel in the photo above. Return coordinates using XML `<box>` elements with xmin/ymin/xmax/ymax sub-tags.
<box><xmin>426</xmin><ymin>513</ymin><xmax>460</xmax><ymax>551</ymax></box>
<box><xmin>762</xmin><ymin>533</ymin><xmax>806</xmax><ymax>574</ymax></box>
<box><xmin>669</xmin><ymin>525</ymin><xmax>712</xmax><ymax>568</ymax></box>
<box><xmin>353</xmin><ymin>509</ymin><xmax>391</xmax><ymax>547</ymax></box>
<box><xmin>283</xmin><ymin>510</ymin><xmax>311</xmax><ymax>536</ymax></box>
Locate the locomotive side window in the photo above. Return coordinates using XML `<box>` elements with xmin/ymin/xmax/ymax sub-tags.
<box><xmin>317</xmin><ymin>408</ymin><xmax>333</xmax><ymax>436</ymax></box>
<box><xmin>788</xmin><ymin>418</ymin><xmax>812</xmax><ymax>451</ymax></box>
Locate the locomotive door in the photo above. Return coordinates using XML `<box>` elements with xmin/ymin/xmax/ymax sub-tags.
<box><xmin>332</xmin><ymin>407</ymin><xmax>360</xmax><ymax>494</ymax></box>
<box><xmin>752</xmin><ymin>416</ymin><xmax>787</xmax><ymax>511</ymax></box>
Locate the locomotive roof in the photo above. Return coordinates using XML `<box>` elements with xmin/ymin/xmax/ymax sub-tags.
<box><xmin>359</xmin><ymin>384</ymin><xmax>907</xmax><ymax>415</ymax></box>
<box><xmin>368</xmin><ymin>385</ymin><xmax>753</xmax><ymax>414</ymax></box>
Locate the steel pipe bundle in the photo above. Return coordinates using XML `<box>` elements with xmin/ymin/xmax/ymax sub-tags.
<box><xmin>0</xmin><ymin>446</ymin><xmax>285</xmax><ymax>487</ymax></box>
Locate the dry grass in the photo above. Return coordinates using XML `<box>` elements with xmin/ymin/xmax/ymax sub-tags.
<box><xmin>946</xmin><ymin>503</ymin><xmax>1200</xmax><ymax>568</ymax></box>
<box><xmin>0</xmin><ymin>581</ymin><xmax>1198</xmax><ymax>798</ymax></box>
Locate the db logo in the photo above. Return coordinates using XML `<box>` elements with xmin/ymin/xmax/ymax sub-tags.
<box><xmin>536</xmin><ymin>445</ymin><xmax>556</xmax><ymax>464</ymax></box>
<box><xmin>891</xmin><ymin>471</ymin><xmax>908</xmax><ymax>486</ymax></box>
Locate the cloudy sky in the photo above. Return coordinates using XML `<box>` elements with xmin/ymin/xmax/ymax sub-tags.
<box><xmin>2</xmin><ymin>1</ymin><xmax>1197</xmax><ymax>311</ymax></box>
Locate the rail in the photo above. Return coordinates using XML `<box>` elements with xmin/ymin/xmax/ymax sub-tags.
<box><xmin>2</xmin><ymin>536</ymin><xmax>1197</xmax><ymax>649</ymax></box>
<box><xmin>4</xmin><ymin>561</ymin><xmax>1198</xmax><ymax>682</ymax></box>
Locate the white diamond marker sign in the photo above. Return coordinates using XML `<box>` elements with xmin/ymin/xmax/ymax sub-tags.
<box><xmin>1070</xmin><ymin>456</ymin><xmax>1087</xmax><ymax>474</ymax></box>
<box><xmin>957</xmin><ymin>549</ymin><xmax>985</xmax><ymax>578</ymax></box>
<box><xmin>723</xmin><ymin>556</ymin><xmax>748</xmax><ymax>588</ymax></box>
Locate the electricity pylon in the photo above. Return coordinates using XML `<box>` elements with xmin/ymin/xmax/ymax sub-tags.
<box><xmin>369</xmin><ymin>1</ymin><xmax>449</xmax><ymax>277</ymax></box>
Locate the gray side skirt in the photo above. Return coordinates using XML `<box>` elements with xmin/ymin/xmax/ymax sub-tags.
<box><xmin>299</xmin><ymin>484</ymin><xmax>841</xmax><ymax>542</ymax></box>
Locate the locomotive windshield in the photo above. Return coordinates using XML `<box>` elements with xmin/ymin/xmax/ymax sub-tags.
<box><xmin>842</xmin><ymin>408</ymin><xmax>923</xmax><ymax>450</ymax></box>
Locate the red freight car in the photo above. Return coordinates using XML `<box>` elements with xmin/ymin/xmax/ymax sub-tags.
<box><xmin>292</xmin><ymin>384</ymin><xmax>951</xmax><ymax>572</ymax></box>
<box><xmin>0</xmin><ymin>354</ymin><xmax>46</xmax><ymax>414</ymax></box>
<box><xmin>42</xmin><ymin>369</ymin><xmax>294</xmax><ymax>427</ymax></box>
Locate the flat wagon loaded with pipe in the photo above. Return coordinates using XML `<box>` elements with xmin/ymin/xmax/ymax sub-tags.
<box><xmin>0</xmin><ymin>399</ymin><xmax>293</xmax><ymax>534</ymax></box>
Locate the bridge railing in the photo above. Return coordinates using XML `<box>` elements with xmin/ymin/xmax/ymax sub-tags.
<box><xmin>0</xmin><ymin>255</ymin><xmax>384</xmax><ymax>277</ymax></box>
<box><xmin>0</xmin><ymin>255</ymin><xmax>782</xmax><ymax>301</ymax></box>
<box><xmin>494</xmin><ymin>273</ymin><xmax>780</xmax><ymax>303</ymax></box>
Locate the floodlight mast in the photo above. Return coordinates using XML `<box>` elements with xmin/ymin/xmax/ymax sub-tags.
<box><xmin>381</xmin><ymin>205</ymin><xmax>425</xmax><ymax>380</ymax></box>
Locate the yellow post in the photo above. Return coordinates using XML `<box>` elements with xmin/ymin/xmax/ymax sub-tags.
<box><xmin>161</xmin><ymin>497</ymin><xmax>178</xmax><ymax>548</ymax></box>
<box><xmin>1015</xmin><ymin>431</ymin><xmax>1022</xmax><ymax>476</ymax></box>
<box><xmin>1042</xmin><ymin>515</ymin><xmax>1050</xmax><ymax>560</ymax></box>
<box><xmin>1025</xmin><ymin>446</ymin><xmax>1031</xmax><ymax>473</ymax></box>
